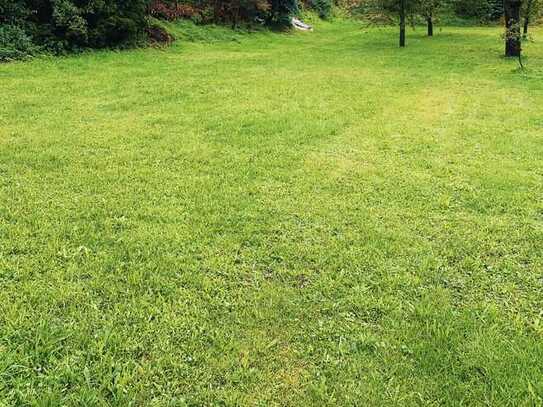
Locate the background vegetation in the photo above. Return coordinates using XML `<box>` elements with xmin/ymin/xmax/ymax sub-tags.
<box><xmin>2</xmin><ymin>0</ymin><xmax>542</xmax><ymax>61</ymax></box>
<box><xmin>0</xmin><ymin>0</ymin><xmax>296</xmax><ymax>61</ymax></box>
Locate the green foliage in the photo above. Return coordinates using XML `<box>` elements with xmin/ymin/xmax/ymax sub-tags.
<box><xmin>0</xmin><ymin>1</ymin><xmax>27</xmax><ymax>25</ymax></box>
<box><xmin>523</xmin><ymin>0</ymin><xmax>543</xmax><ymax>26</ymax></box>
<box><xmin>453</xmin><ymin>0</ymin><xmax>504</xmax><ymax>21</ymax></box>
<box><xmin>347</xmin><ymin>0</ymin><xmax>513</xmax><ymax>23</ymax></box>
<box><xmin>0</xmin><ymin>24</ymin><xmax>39</xmax><ymax>62</ymax></box>
<box><xmin>359</xmin><ymin>0</ymin><xmax>420</xmax><ymax>17</ymax></box>
<box><xmin>311</xmin><ymin>0</ymin><xmax>333</xmax><ymax>18</ymax></box>
<box><xmin>1</xmin><ymin>0</ymin><xmax>303</xmax><ymax>60</ymax></box>
<box><xmin>415</xmin><ymin>0</ymin><xmax>443</xmax><ymax>18</ymax></box>
<box><xmin>148</xmin><ymin>0</ymin><xmax>301</xmax><ymax>27</ymax></box>
<box><xmin>0</xmin><ymin>0</ymin><xmax>151</xmax><ymax>58</ymax></box>
<box><xmin>269</xmin><ymin>0</ymin><xmax>300</xmax><ymax>27</ymax></box>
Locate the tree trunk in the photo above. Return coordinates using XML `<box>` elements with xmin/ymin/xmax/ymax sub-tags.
<box><xmin>399</xmin><ymin>0</ymin><xmax>406</xmax><ymax>47</ymax></box>
<box><xmin>504</xmin><ymin>0</ymin><xmax>522</xmax><ymax>57</ymax></box>
<box><xmin>427</xmin><ymin>16</ymin><xmax>433</xmax><ymax>37</ymax></box>
<box><xmin>523</xmin><ymin>0</ymin><xmax>533</xmax><ymax>38</ymax></box>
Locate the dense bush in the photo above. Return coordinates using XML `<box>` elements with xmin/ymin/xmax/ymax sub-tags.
<box><xmin>0</xmin><ymin>24</ymin><xmax>39</xmax><ymax>61</ymax></box>
<box><xmin>311</xmin><ymin>0</ymin><xmax>333</xmax><ymax>19</ymax></box>
<box><xmin>210</xmin><ymin>0</ymin><xmax>273</xmax><ymax>26</ymax></box>
<box><xmin>0</xmin><ymin>0</ymin><xmax>151</xmax><ymax>54</ymax></box>
<box><xmin>149</xmin><ymin>0</ymin><xmax>203</xmax><ymax>22</ymax></box>
<box><xmin>269</xmin><ymin>0</ymin><xmax>299</xmax><ymax>26</ymax></box>
<box><xmin>151</xmin><ymin>0</ymin><xmax>297</xmax><ymax>27</ymax></box>
<box><xmin>0</xmin><ymin>0</ymin><xmax>301</xmax><ymax>61</ymax></box>
<box><xmin>453</xmin><ymin>0</ymin><xmax>503</xmax><ymax>21</ymax></box>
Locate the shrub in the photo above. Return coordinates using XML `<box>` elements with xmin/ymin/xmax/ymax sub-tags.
<box><xmin>149</xmin><ymin>1</ymin><xmax>202</xmax><ymax>21</ymax></box>
<box><xmin>0</xmin><ymin>24</ymin><xmax>39</xmax><ymax>62</ymax></box>
<box><xmin>269</xmin><ymin>0</ymin><xmax>299</xmax><ymax>27</ymax></box>
<box><xmin>1</xmin><ymin>0</ymin><xmax>302</xmax><ymax>61</ymax></box>
<box><xmin>149</xmin><ymin>0</ymin><xmax>277</xmax><ymax>26</ymax></box>
<box><xmin>0</xmin><ymin>0</ymin><xmax>28</xmax><ymax>25</ymax></box>
<box><xmin>453</xmin><ymin>0</ymin><xmax>504</xmax><ymax>21</ymax></box>
<box><xmin>1</xmin><ymin>0</ymin><xmax>151</xmax><ymax>55</ymax></box>
<box><xmin>146</xmin><ymin>24</ymin><xmax>175</xmax><ymax>43</ymax></box>
<box><xmin>311</xmin><ymin>0</ymin><xmax>333</xmax><ymax>18</ymax></box>
<box><xmin>210</xmin><ymin>0</ymin><xmax>272</xmax><ymax>26</ymax></box>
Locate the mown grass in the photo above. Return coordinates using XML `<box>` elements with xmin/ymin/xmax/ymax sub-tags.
<box><xmin>1</xmin><ymin>19</ymin><xmax>543</xmax><ymax>406</ymax></box>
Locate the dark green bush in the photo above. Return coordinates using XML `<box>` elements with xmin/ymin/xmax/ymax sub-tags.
<box><xmin>1</xmin><ymin>0</ymin><xmax>301</xmax><ymax>61</ymax></box>
<box><xmin>269</xmin><ymin>0</ymin><xmax>299</xmax><ymax>27</ymax></box>
<box><xmin>1</xmin><ymin>0</ymin><xmax>307</xmax><ymax>61</ymax></box>
<box><xmin>311</xmin><ymin>0</ymin><xmax>333</xmax><ymax>19</ymax></box>
<box><xmin>453</xmin><ymin>0</ymin><xmax>503</xmax><ymax>21</ymax></box>
<box><xmin>0</xmin><ymin>0</ymin><xmax>151</xmax><ymax>56</ymax></box>
<box><xmin>0</xmin><ymin>24</ymin><xmax>39</xmax><ymax>62</ymax></box>
<box><xmin>0</xmin><ymin>0</ymin><xmax>28</xmax><ymax>25</ymax></box>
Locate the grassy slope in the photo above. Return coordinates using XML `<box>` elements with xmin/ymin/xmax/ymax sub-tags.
<box><xmin>1</xmin><ymin>20</ymin><xmax>543</xmax><ymax>406</ymax></box>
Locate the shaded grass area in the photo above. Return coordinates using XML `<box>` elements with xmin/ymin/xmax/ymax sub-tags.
<box><xmin>1</xmin><ymin>20</ymin><xmax>543</xmax><ymax>405</ymax></box>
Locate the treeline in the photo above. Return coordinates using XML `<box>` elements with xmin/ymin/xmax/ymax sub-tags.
<box><xmin>1</xmin><ymin>0</ymin><xmax>541</xmax><ymax>62</ymax></box>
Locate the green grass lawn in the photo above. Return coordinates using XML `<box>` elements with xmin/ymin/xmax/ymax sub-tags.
<box><xmin>1</xmin><ymin>19</ymin><xmax>543</xmax><ymax>406</ymax></box>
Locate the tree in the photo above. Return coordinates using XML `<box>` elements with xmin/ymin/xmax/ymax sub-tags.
<box><xmin>504</xmin><ymin>0</ymin><xmax>522</xmax><ymax>57</ymax></box>
<box><xmin>400</xmin><ymin>0</ymin><xmax>406</xmax><ymax>46</ymax></box>
<box><xmin>522</xmin><ymin>0</ymin><xmax>543</xmax><ymax>38</ymax></box>
<box><xmin>362</xmin><ymin>0</ymin><xmax>430</xmax><ymax>47</ymax></box>
<box><xmin>416</xmin><ymin>0</ymin><xmax>444</xmax><ymax>36</ymax></box>
<box><xmin>523</xmin><ymin>0</ymin><xmax>533</xmax><ymax>37</ymax></box>
<box><xmin>361</xmin><ymin>0</ymin><xmax>409</xmax><ymax>47</ymax></box>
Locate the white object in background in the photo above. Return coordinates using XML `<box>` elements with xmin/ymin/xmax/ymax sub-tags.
<box><xmin>291</xmin><ymin>17</ymin><xmax>313</xmax><ymax>31</ymax></box>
